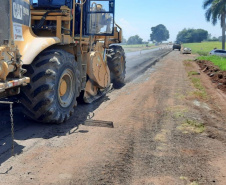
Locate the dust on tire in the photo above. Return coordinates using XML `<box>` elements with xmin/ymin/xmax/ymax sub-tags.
<box><xmin>107</xmin><ymin>45</ymin><xmax>126</xmax><ymax>88</ymax></box>
<box><xmin>20</xmin><ymin>49</ymin><xmax>81</xmax><ymax>123</ymax></box>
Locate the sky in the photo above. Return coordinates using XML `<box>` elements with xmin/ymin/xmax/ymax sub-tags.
<box><xmin>115</xmin><ymin>0</ymin><xmax>222</xmax><ymax>42</ymax></box>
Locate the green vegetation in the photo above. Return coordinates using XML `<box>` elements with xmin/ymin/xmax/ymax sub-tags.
<box><xmin>183</xmin><ymin>60</ymin><xmax>208</xmax><ymax>100</ymax></box>
<box><xmin>185</xmin><ymin>71</ymin><xmax>208</xmax><ymax>100</ymax></box>
<box><xmin>190</xmin><ymin>77</ymin><xmax>207</xmax><ymax>99</ymax></box>
<box><xmin>197</xmin><ymin>55</ymin><xmax>226</xmax><ymax>71</ymax></box>
<box><xmin>190</xmin><ymin>182</ymin><xmax>199</xmax><ymax>185</ymax></box>
<box><xmin>203</xmin><ymin>0</ymin><xmax>226</xmax><ymax>50</ymax></box>
<box><xmin>191</xmin><ymin>90</ymin><xmax>207</xmax><ymax>100</ymax></box>
<box><xmin>191</xmin><ymin>77</ymin><xmax>205</xmax><ymax>91</ymax></box>
<box><xmin>177</xmin><ymin>119</ymin><xmax>205</xmax><ymax>134</ymax></box>
<box><xmin>183</xmin><ymin>41</ymin><xmax>222</xmax><ymax>55</ymax></box>
<box><xmin>166</xmin><ymin>105</ymin><xmax>188</xmax><ymax>118</ymax></box>
<box><xmin>177</xmin><ymin>28</ymin><xmax>208</xmax><ymax>43</ymax></box>
<box><xmin>188</xmin><ymin>71</ymin><xmax>200</xmax><ymax>76</ymax></box>
<box><xmin>183</xmin><ymin>60</ymin><xmax>193</xmax><ymax>67</ymax></box>
<box><xmin>127</xmin><ymin>35</ymin><xmax>143</xmax><ymax>45</ymax></box>
<box><xmin>180</xmin><ymin>176</ymin><xmax>188</xmax><ymax>181</ymax></box>
<box><xmin>180</xmin><ymin>176</ymin><xmax>200</xmax><ymax>185</ymax></box>
<box><xmin>150</xmin><ymin>24</ymin><xmax>169</xmax><ymax>43</ymax></box>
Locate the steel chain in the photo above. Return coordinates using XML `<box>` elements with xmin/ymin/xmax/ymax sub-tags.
<box><xmin>10</xmin><ymin>103</ymin><xmax>14</xmax><ymax>156</ymax></box>
<box><xmin>0</xmin><ymin>101</ymin><xmax>14</xmax><ymax>156</ymax></box>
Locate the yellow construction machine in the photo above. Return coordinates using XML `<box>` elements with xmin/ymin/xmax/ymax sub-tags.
<box><xmin>0</xmin><ymin>0</ymin><xmax>126</xmax><ymax>123</ymax></box>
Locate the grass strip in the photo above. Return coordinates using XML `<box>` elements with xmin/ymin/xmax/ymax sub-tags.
<box><xmin>183</xmin><ymin>41</ymin><xmax>223</xmax><ymax>56</ymax></box>
<box><xmin>197</xmin><ymin>55</ymin><xmax>226</xmax><ymax>71</ymax></box>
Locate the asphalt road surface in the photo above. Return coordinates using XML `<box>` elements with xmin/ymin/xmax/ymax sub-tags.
<box><xmin>125</xmin><ymin>48</ymin><xmax>171</xmax><ymax>82</ymax></box>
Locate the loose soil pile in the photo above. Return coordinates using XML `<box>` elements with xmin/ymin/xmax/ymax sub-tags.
<box><xmin>197</xmin><ymin>60</ymin><xmax>226</xmax><ymax>92</ymax></box>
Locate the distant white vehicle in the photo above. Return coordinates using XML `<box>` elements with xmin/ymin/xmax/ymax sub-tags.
<box><xmin>182</xmin><ymin>47</ymin><xmax>192</xmax><ymax>54</ymax></box>
<box><xmin>209</xmin><ymin>49</ymin><xmax>226</xmax><ymax>57</ymax></box>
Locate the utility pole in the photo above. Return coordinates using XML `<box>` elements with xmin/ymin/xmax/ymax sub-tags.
<box><xmin>223</xmin><ymin>5</ymin><xmax>226</xmax><ymax>50</ymax></box>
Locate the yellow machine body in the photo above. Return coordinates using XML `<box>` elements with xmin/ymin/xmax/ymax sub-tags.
<box><xmin>0</xmin><ymin>0</ymin><xmax>124</xmax><ymax>123</ymax></box>
<box><xmin>0</xmin><ymin>0</ymin><xmax>30</xmax><ymax>97</ymax></box>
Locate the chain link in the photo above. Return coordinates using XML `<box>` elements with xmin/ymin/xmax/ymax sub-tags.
<box><xmin>10</xmin><ymin>103</ymin><xmax>14</xmax><ymax>156</ymax></box>
<box><xmin>0</xmin><ymin>101</ymin><xmax>14</xmax><ymax>156</ymax></box>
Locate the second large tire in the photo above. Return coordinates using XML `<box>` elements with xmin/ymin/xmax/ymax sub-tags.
<box><xmin>20</xmin><ymin>49</ymin><xmax>81</xmax><ymax>123</ymax></box>
<box><xmin>107</xmin><ymin>45</ymin><xmax>126</xmax><ymax>88</ymax></box>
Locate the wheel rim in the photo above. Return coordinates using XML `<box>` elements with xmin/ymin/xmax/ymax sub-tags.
<box><xmin>58</xmin><ymin>69</ymin><xmax>74</xmax><ymax>108</ymax></box>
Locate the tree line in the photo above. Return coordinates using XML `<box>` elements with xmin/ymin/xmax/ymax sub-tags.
<box><xmin>176</xmin><ymin>0</ymin><xmax>226</xmax><ymax>46</ymax></box>
<box><xmin>176</xmin><ymin>0</ymin><xmax>226</xmax><ymax>47</ymax></box>
<box><xmin>125</xmin><ymin>0</ymin><xmax>226</xmax><ymax>47</ymax></box>
<box><xmin>124</xmin><ymin>24</ymin><xmax>170</xmax><ymax>45</ymax></box>
<box><xmin>176</xmin><ymin>29</ymin><xmax>208</xmax><ymax>43</ymax></box>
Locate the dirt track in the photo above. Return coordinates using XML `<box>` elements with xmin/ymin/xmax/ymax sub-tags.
<box><xmin>1</xmin><ymin>51</ymin><xmax>226</xmax><ymax>185</ymax></box>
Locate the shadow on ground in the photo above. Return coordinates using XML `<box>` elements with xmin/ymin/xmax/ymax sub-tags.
<box><xmin>0</xmin><ymin>95</ymin><xmax>110</xmax><ymax>166</ymax></box>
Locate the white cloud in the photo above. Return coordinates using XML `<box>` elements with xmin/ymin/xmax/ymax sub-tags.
<box><xmin>117</xmin><ymin>18</ymin><xmax>139</xmax><ymax>40</ymax></box>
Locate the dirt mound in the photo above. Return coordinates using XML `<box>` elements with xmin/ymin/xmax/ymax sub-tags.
<box><xmin>197</xmin><ymin>60</ymin><xmax>226</xmax><ymax>92</ymax></box>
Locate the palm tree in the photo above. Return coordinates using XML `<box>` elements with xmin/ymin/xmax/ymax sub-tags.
<box><xmin>203</xmin><ymin>0</ymin><xmax>226</xmax><ymax>49</ymax></box>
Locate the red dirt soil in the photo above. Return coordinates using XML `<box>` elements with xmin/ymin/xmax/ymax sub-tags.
<box><xmin>197</xmin><ymin>60</ymin><xmax>226</xmax><ymax>92</ymax></box>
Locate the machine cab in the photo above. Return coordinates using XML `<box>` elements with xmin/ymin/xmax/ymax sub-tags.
<box><xmin>31</xmin><ymin>0</ymin><xmax>115</xmax><ymax>36</ymax></box>
<box><xmin>85</xmin><ymin>0</ymin><xmax>115</xmax><ymax>36</ymax></box>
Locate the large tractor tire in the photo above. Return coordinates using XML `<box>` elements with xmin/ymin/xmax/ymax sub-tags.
<box><xmin>20</xmin><ymin>49</ymin><xmax>81</xmax><ymax>123</ymax></box>
<box><xmin>107</xmin><ymin>45</ymin><xmax>126</xmax><ymax>88</ymax></box>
